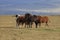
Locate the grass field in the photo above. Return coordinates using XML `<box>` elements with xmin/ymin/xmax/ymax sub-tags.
<box><xmin>0</xmin><ymin>15</ymin><xmax>60</xmax><ymax>40</ymax></box>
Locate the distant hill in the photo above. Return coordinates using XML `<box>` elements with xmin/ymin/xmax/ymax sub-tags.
<box><xmin>0</xmin><ymin>11</ymin><xmax>60</xmax><ymax>15</ymax></box>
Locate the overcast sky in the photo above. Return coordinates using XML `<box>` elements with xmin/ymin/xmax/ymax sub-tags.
<box><xmin>0</xmin><ymin>0</ymin><xmax>60</xmax><ymax>15</ymax></box>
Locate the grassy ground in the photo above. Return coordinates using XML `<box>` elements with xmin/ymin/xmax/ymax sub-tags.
<box><xmin>0</xmin><ymin>15</ymin><xmax>60</xmax><ymax>40</ymax></box>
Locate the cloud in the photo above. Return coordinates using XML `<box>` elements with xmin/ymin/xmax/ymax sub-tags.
<box><xmin>1</xmin><ymin>7</ymin><xmax>60</xmax><ymax>14</ymax></box>
<box><xmin>17</xmin><ymin>7</ymin><xmax>60</xmax><ymax>13</ymax></box>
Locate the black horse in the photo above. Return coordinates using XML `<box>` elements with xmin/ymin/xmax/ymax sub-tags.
<box><xmin>24</xmin><ymin>13</ymin><xmax>33</xmax><ymax>28</ymax></box>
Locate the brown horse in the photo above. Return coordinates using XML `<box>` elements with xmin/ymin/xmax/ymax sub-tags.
<box><xmin>33</xmin><ymin>15</ymin><xmax>49</xmax><ymax>28</ymax></box>
<box><xmin>16</xmin><ymin>15</ymin><xmax>25</xmax><ymax>28</ymax></box>
<box><xmin>40</xmin><ymin>16</ymin><xmax>49</xmax><ymax>26</ymax></box>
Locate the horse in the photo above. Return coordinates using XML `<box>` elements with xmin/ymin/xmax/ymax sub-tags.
<box><xmin>33</xmin><ymin>15</ymin><xmax>41</xmax><ymax>28</ymax></box>
<box><xmin>24</xmin><ymin>13</ymin><xmax>34</xmax><ymax>28</ymax></box>
<box><xmin>33</xmin><ymin>15</ymin><xmax>49</xmax><ymax>28</ymax></box>
<box><xmin>40</xmin><ymin>16</ymin><xmax>49</xmax><ymax>26</ymax></box>
<box><xmin>15</xmin><ymin>14</ymin><xmax>25</xmax><ymax>28</ymax></box>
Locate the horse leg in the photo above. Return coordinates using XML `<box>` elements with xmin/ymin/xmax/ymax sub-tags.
<box><xmin>28</xmin><ymin>22</ymin><xmax>30</xmax><ymax>28</ymax></box>
<box><xmin>46</xmin><ymin>22</ymin><xmax>48</xmax><ymax>26</ymax></box>
<box><xmin>21</xmin><ymin>22</ymin><xmax>24</xmax><ymax>27</ymax></box>
<box><xmin>39</xmin><ymin>23</ymin><xmax>41</xmax><ymax>28</ymax></box>
<box><xmin>16</xmin><ymin>22</ymin><xmax>20</xmax><ymax>29</ymax></box>
<box><xmin>16</xmin><ymin>19</ymin><xmax>20</xmax><ymax>29</ymax></box>
<box><xmin>26</xmin><ymin>23</ymin><xmax>28</xmax><ymax>28</ymax></box>
<box><xmin>31</xmin><ymin>23</ymin><xmax>32</xmax><ymax>28</ymax></box>
<box><xmin>35</xmin><ymin>22</ymin><xmax>38</xmax><ymax>28</ymax></box>
<box><xmin>30</xmin><ymin>23</ymin><xmax>32</xmax><ymax>28</ymax></box>
<box><xmin>36</xmin><ymin>24</ymin><xmax>37</xmax><ymax>28</ymax></box>
<box><xmin>29</xmin><ymin>24</ymin><xmax>30</xmax><ymax>28</ymax></box>
<box><xmin>25</xmin><ymin>23</ymin><xmax>26</xmax><ymax>28</ymax></box>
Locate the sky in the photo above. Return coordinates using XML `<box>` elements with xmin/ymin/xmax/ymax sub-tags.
<box><xmin>0</xmin><ymin>0</ymin><xmax>60</xmax><ymax>15</ymax></box>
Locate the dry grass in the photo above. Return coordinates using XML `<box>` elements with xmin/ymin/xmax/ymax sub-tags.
<box><xmin>0</xmin><ymin>15</ymin><xmax>60</xmax><ymax>40</ymax></box>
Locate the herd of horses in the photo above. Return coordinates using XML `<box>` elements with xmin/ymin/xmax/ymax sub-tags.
<box><xmin>15</xmin><ymin>13</ymin><xmax>50</xmax><ymax>28</ymax></box>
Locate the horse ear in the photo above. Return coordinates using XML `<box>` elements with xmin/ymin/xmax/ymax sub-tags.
<box><xmin>33</xmin><ymin>15</ymin><xmax>37</xmax><ymax>17</ymax></box>
<box><xmin>15</xmin><ymin>15</ymin><xmax>18</xmax><ymax>17</ymax></box>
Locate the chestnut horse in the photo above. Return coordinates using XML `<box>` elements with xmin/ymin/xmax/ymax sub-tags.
<box><xmin>33</xmin><ymin>16</ymin><xmax>49</xmax><ymax>28</ymax></box>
